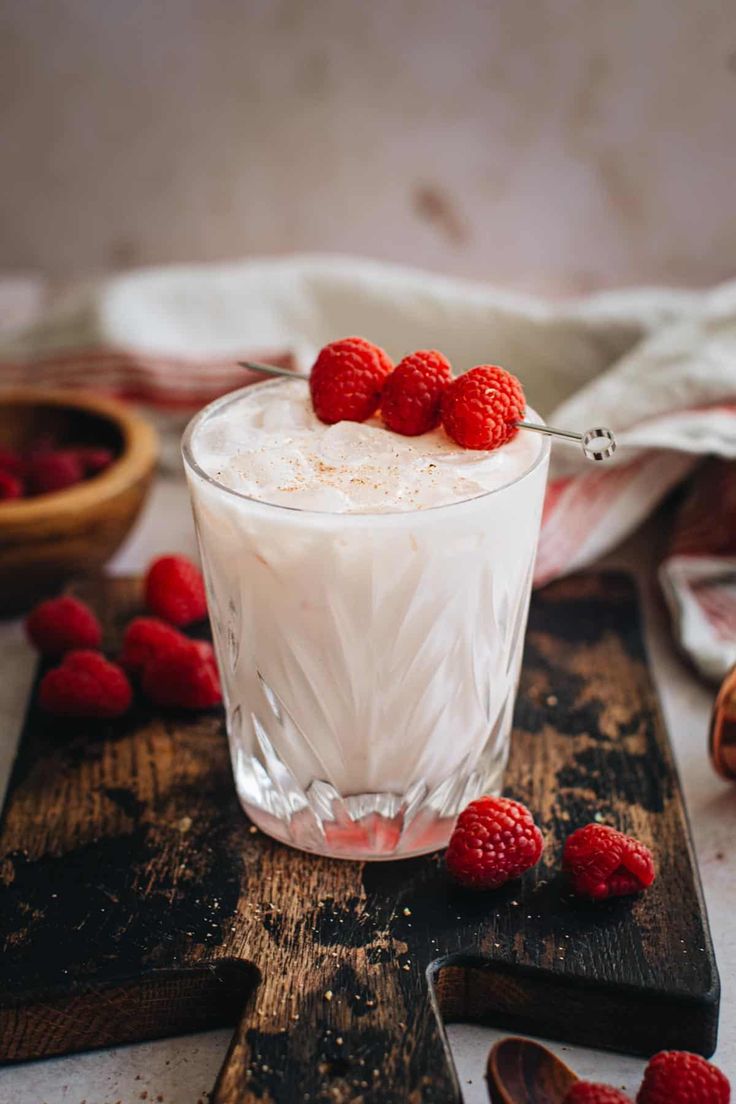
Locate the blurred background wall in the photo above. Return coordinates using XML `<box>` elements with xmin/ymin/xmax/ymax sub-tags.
<box><xmin>1</xmin><ymin>0</ymin><xmax>735</xmax><ymax>296</ymax></box>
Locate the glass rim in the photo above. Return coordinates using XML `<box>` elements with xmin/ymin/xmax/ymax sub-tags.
<box><xmin>181</xmin><ymin>378</ymin><xmax>551</xmax><ymax>521</ymax></box>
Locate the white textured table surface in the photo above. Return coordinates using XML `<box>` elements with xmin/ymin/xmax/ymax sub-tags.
<box><xmin>0</xmin><ymin>476</ymin><xmax>733</xmax><ymax>1102</ymax></box>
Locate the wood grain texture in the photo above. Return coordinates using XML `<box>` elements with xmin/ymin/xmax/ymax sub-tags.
<box><xmin>0</xmin><ymin>572</ymin><xmax>719</xmax><ymax>1104</ymax></box>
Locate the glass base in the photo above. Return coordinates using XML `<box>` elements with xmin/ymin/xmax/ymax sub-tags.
<box><xmin>242</xmin><ymin>801</ymin><xmax>456</xmax><ymax>861</ymax></box>
<box><xmin>232</xmin><ymin>756</ymin><xmax>507</xmax><ymax>861</ymax></box>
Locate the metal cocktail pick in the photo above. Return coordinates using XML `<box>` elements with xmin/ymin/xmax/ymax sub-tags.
<box><xmin>238</xmin><ymin>361</ymin><xmax>617</xmax><ymax>462</ymax></box>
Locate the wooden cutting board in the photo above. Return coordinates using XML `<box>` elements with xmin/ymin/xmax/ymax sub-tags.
<box><xmin>0</xmin><ymin>572</ymin><xmax>719</xmax><ymax>1103</ymax></box>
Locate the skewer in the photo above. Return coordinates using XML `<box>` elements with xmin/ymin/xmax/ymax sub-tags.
<box><xmin>514</xmin><ymin>420</ymin><xmax>616</xmax><ymax>461</ymax></box>
<box><xmin>238</xmin><ymin>361</ymin><xmax>617</xmax><ymax>462</ymax></box>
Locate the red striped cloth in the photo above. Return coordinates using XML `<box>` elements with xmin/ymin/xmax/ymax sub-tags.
<box><xmin>0</xmin><ymin>346</ymin><xmax>292</xmax><ymax>408</ymax></box>
<box><xmin>1</xmin><ymin>343</ymin><xmax>735</xmax><ymax>681</ymax></box>
<box><xmin>659</xmin><ymin>460</ymin><xmax>736</xmax><ymax>681</ymax></box>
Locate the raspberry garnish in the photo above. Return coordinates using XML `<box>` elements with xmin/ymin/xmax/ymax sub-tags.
<box><xmin>141</xmin><ymin>638</ymin><xmax>221</xmax><ymax>709</ymax></box>
<box><xmin>144</xmin><ymin>555</ymin><xmax>207</xmax><ymax>626</ymax></box>
<box><xmin>39</xmin><ymin>649</ymin><xmax>132</xmax><ymax>718</ymax></box>
<box><xmin>26</xmin><ymin>450</ymin><xmax>84</xmax><ymax>495</ymax></box>
<box><xmin>637</xmin><ymin>1051</ymin><xmax>730</xmax><ymax>1104</ymax></box>
<box><xmin>380</xmin><ymin>350</ymin><xmax>453</xmax><ymax>436</ymax></box>
<box><xmin>119</xmin><ymin>616</ymin><xmax>189</xmax><ymax>673</ymax></box>
<box><xmin>26</xmin><ymin>596</ymin><xmax>103</xmax><ymax>657</ymax></box>
<box><xmin>441</xmin><ymin>365</ymin><xmax>525</xmax><ymax>450</ymax></box>
<box><xmin>445</xmin><ymin>795</ymin><xmax>544</xmax><ymax>889</ymax></box>
<box><xmin>564</xmin><ymin>1083</ymin><xmax>633</xmax><ymax>1104</ymax></box>
<box><xmin>563</xmin><ymin>823</ymin><xmax>655</xmax><ymax>900</ymax></box>
<box><xmin>0</xmin><ymin>469</ymin><xmax>23</xmax><ymax>499</ymax></box>
<box><xmin>310</xmin><ymin>337</ymin><xmax>393</xmax><ymax>424</ymax></box>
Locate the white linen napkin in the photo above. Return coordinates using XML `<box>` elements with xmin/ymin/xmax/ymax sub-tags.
<box><xmin>1</xmin><ymin>256</ymin><xmax>735</xmax><ymax>679</ymax></box>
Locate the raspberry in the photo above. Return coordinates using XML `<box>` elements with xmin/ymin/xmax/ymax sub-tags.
<box><xmin>39</xmin><ymin>649</ymin><xmax>132</xmax><ymax>718</ymax></box>
<box><xmin>310</xmin><ymin>337</ymin><xmax>393</xmax><ymax>424</ymax></box>
<box><xmin>26</xmin><ymin>434</ymin><xmax>56</xmax><ymax>457</ymax></box>
<box><xmin>0</xmin><ymin>469</ymin><xmax>23</xmax><ymax>499</ymax></box>
<box><xmin>563</xmin><ymin>824</ymin><xmax>655</xmax><ymax>900</ymax></box>
<box><xmin>141</xmin><ymin>639</ymin><xmax>221</xmax><ymax>709</ymax></box>
<box><xmin>26</xmin><ymin>596</ymin><xmax>103</xmax><ymax>657</ymax></box>
<box><xmin>75</xmin><ymin>446</ymin><xmax>115</xmax><ymax>475</ymax></box>
<box><xmin>0</xmin><ymin>446</ymin><xmax>24</xmax><ymax>476</ymax></box>
<box><xmin>144</xmin><ymin>555</ymin><xmax>207</xmax><ymax>626</ymax></box>
<box><xmin>187</xmin><ymin>638</ymin><xmax>217</xmax><ymax>666</ymax></box>
<box><xmin>26</xmin><ymin>450</ymin><xmax>84</xmax><ymax>494</ymax></box>
<box><xmin>637</xmin><ymin>1051</ymin><xmax>730</xmax><ymax>1104</ymax></box>
<box><xmin>120</xmin><ymin>615</ymin><xmax>214</xmax><ymax>673</ymax></box>
<box><xmin>445</xmin><ymin>795</ymin><xmax>544</xmax><ymax>889</ymax></box>
<box><xmin>441</xmin><ymin>365</ymin><xmax>525</xmax><ymax>450</ymax></box>
<box><xmin>564</xmin><ymin>1083</ymin><xmax>633</xmax><ymax>1104</ymax></box>
<box><xmin>381</xmin><ymin>350</ymin><xmax>453</xmax><ymax>436</ymax></box>
<box><xmin>119</xmin><ymin>617</ymin><xmax>189</xmax><ymax>672</ymax></box>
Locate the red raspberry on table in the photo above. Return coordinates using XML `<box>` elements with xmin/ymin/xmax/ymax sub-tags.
<box><xmin>441</xmin><ymin>365</ymin><xmax>525</xmax><ymax>450</ymax></box>
<box><xmin>26</xmin><ymin>596</ymin><xmax>103</xmax><ymax>657</ymax></box>
<box><xmin>310</xmin><ymin>337</ymin><xmax>393</xmax><ymax>424</ymax></box>
<box><xmin>119</xmin><ymin>617</ymin><xmax>189</xmax><ymax>672</ymax></box>
<box><xmin>445</xmin><ymin>795</ymin><xmax>544</xmax><ymax>889</ymax></box>
<box><xmin>26</xmin><ymin>450</ymin><xmax>84</xmax><ymax>494</ymax></box>
<box><xmin>640</xmin><ymin>1046</ymin><xmax>732</xmax><ymax>1099</ymax></box>
<box><xmin>563</xmin><ymin>823</ymin><xmax>655</xmax><ymax>900</ymax></box>
<box><xmin>637</xmin><ymin>1050</ymin><xmax>730</xmax><ymax>1104</ymax></box>
<box><xmin>0</xmin><ymin>469</ymin><xmax>23</xmax><ymax>499</ymax></box>
<box><xmin>191</xmin><ymin>638</ymin><xmax>217</xmax><ymax>662</ymax></box>
<box><xmin>381</xmin><ymin>350</ymin><xmax>453</xmax><ymax>436</ymax></box>
<box><xmin>564</xmin><ymin>1083</ymin><xmax>633</xmax><ymax>1104</ymax></box>
<box><xmin>141</xmin><ymin>639</ymin><xmax>221</xmax><ymax>709</ymax></box>
<box><xmin>144</xmin><ymin>555</ymin><xmax>207</xmax><ymax>626</ymax></box>
<box><xmin>39</xmin><ymin>649</ymin><xmax>132</xmax><ymax>719</ymax></box>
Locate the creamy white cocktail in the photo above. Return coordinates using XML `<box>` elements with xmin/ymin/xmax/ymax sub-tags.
<box><xmin>183</xmin><ymin>377</ymin><xmax>549</xmax><ymax>859</ymax></box>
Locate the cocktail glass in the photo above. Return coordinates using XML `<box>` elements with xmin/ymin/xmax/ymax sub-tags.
<box><xmin>182</xmin><ymin>380</ymin><xmax>550</xmax><ymax>859</ymax></box>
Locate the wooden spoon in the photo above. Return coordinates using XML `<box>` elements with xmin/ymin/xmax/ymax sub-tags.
<box><xmin>487</xmin><ymin>1037</ymin><xmax>579</xmax><ymax>1104</ymax></box>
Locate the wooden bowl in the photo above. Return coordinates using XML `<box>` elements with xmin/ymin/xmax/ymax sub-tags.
<box><xmin>0</xmin><ymin>388</ymin><xmax>158</xmax><ymax>615</ymax></box>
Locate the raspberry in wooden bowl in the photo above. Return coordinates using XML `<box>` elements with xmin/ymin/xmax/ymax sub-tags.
<box><xmin>0</xmin><ymin>388</ymin><xmax>157</xmax><ymax>614</ymax></box>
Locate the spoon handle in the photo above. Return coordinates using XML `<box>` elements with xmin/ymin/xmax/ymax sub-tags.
<box><xmin>238</xmin><ymin>361</ymin><xmax>617</xmax><ymax>462</ymax></box>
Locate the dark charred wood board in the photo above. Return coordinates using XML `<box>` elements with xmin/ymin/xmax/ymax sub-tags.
<box><xmin>0</xmin><ymin>572</ymin><xmax>719</xmax><ymax>1103</ymax></box>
